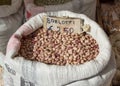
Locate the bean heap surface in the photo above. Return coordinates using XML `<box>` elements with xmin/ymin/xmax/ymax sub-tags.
<box><xmin>19</xmin><ymin>28</ymin><xmax>99</xmax><ymax>66</ymax></box>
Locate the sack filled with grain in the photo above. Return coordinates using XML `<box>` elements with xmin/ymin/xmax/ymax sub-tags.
<box><xmin>2</xmin><ymin>11</ymin><xmax>116</xmax><ymax>86</ymax></box>
<box><xmin>24</xmin><ymin>0</ymin><xmax>96</xmax><ymax>20</ymax></box>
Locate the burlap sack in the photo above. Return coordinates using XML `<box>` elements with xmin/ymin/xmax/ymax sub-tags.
<box><xmin>24</xmin><ymin>0</ymin><xmax>96</xmax><ymax>20</ymax></box>
<box><xmin>110</xmin><ymin>32</ymin><xmax>120</xmax><ymax>85</ymax></box>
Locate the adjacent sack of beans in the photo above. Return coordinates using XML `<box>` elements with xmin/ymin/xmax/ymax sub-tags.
<box><xmin>0</xmin><ymin>6</ymin><xmax>23</xmax><ymax>54</ymax></box>
<box><xmin>0</xmin><ymin>0</ymin><xmax>22</xmax><ymax>18</ymax></box>
<box><xmin>110</xmin><ymin>32</ymin><xmax>120</xmax><ymax>85</ymax></box>
<box><xmin>24</xmin><ymin>0</ymin><xmax>96</xmax><ymax>20</ymax></box>
<box><xmin>2</xmin><ymin>11</ymin><xmax>116</xmax><ymax>86</ymax></box>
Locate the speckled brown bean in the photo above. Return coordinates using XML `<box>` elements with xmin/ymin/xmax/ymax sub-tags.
<box><xmin>19</xmin><ymin>28</ymin><xmax>99</xmax><ymax>65</ymax></box>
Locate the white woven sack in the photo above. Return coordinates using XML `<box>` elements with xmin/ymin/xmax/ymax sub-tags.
<box><xmin>3</xmin><ymin>11</ymin><xmax>116</xmax><ymax>86</ymax></box>
<box><xmin>0</xmin><ymin>0</ymin><xmax>22</xmax><ymax>17</ymax></box>
<box><xmin>0</xmin><ymin>6</ymin><xmax>23</xmax><ymax>54</ymax></box>
<box><xmin>0</xmin><ymin>51</ymin><xmax>116</xmax><ymax>86</ymax></box>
